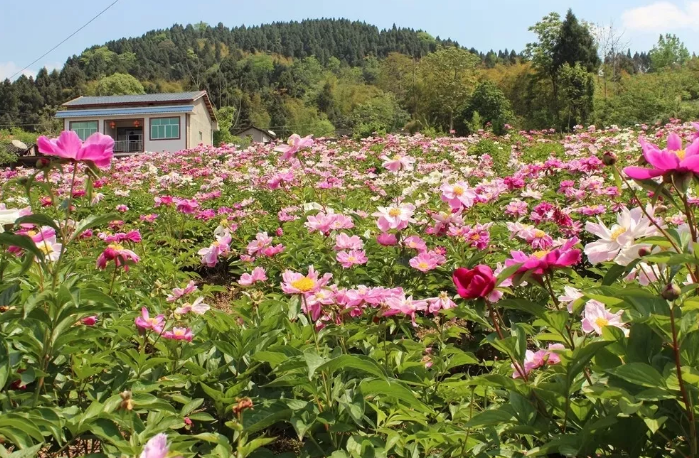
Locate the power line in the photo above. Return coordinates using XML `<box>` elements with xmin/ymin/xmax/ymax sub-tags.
<box><xmin>8</xmin><ymin>0</ymin><xmax>121</xmax><ymax>81</ymax></box>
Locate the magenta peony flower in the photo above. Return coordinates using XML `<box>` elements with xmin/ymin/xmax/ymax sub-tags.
<box><xmin>135</xmin><ymin>308</ymin><xmax>164</xmax><ymax>334</ymax></box>
<box><xmin>623</xmin><ymin>134</ymin><xmax>699</xmax><ymax>180</ymax></box>
<box><xmin>377</xmin><ymin>232</ymin><xmax>398</xmax><ymax>246</ymax></box>
<box><xmin>452</xmin><ymin>265</ymin><xmax>496</xmax><ymax>299</ymax></box>
<box><xmin>505</xmin><ymin>238</ymin><xmax>581</xmax><ymax>278</ymax></box>
<box><xmin>37</xmin><ymin>130</ymin><xmax>113</xmax><ymax>169</ymax></box>
<box><xmin>281</xmin><ymin>266</ymin><xmax>332</xmax><ymax>294</ymax></box>
<box><xmin>96</xmin><ymin>243</ymin><xmax>140</xmax><ymax>271</ymax></box>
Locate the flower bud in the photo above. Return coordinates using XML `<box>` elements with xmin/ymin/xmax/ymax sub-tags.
<box><xmin>638</xmin><ymin>247</ymin><xmax>651</xmax><ymax>257</ymax></box>
<box><xmin>232</xmin><ymin>398</ymin><xmax>254</xmax><ymax>415</ymax></box>
<box><xmin>662</xmin><ymin>283</ymin><xmax>681</xmax><ymax>301</ymax></box>
<box><xmin>36</xmin><ymin>158</ymin><xmax>50</xmax><ymax>169</ymax></box>
<box><xmin>602</xmin><ymin>152</ymin><xmax>617</xmax><ymax>166</ymax></box>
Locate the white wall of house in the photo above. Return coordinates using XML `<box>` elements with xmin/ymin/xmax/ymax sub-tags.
<box><xmin>64</xmin><ymin>114</ymin><xmax>188</xmax><ymax>152</ymax></box>
<box><xmin>237</xmin><ymin>128</ymin><xmax>273</xmax><ymax>143</ymax></box>
<box><xmin>187</xmin><ymin>98</ymin><xmax>215</xmax><ymax>148</ymax></box>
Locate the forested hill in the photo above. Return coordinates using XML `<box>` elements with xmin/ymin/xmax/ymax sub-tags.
<box><xmin>100</xmin><ymin>19</ymin><xmax>459</xmax><ymax>79</ymax></box>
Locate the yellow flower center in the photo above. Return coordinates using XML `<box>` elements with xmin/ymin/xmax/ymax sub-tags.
<box><xmin>173</xmin><ymin>328</ymin><xmax>186</xmax><ymax>336</ymax></box>
<box><xmin>388</xmin><ymin>208</ymin><xmax>402</xmax><ymax>217</ymax></box>
<box><xmin>470</xmin><ymin>233</ymin><xmax>481</xmax><ymax>240</ymax></box>
<box><xmin>595</xmin><ymin>317</ymin><xmax>609</xmax><ymax>328</ymax></box>
<box><xmin>610</xmin><ymin>226</ymin><xmax>626</xmax><ymax>242</ymax></box>
<box><xmin>212</xmin><ymin>241</ymin><xmax>220</xmax><ymax>247</ymax></box>
<box><xmin>533</xmin><ymin>229</ymin><xmax>546</xmax><ymax>238</ymax></box>
<box><xmin>220</xmin><ymin>219</ymin><xmax>229</xmax><ymax>227</ymax></box>
<box><xmin>291</xmin><ymin>277</ymin><xmax>316</xmax><ymax>292</ymax></box>
<box><xmin>37</xmin><ymin>243</ymin><xmax>54</xmax><ymax>254</ymax></box>
<box><xmin>109</xmin><ymin>243</ymin><xmax>124</xmax><ymax>251</ymax></box>
<box><xmin>453</xmin><ymin>185</ymin><xmax>464</xmax><ymax>196</ymax></box>
<box><xmin>348</xmin><ymin>256</ymin><xmax>357</xmax><ymax>262</ymax></box>
<box><xmin>148</xmin><ymin>318</ymin><xmax>160</xmax><ymax>326</ymax></box>
<box><xmin>418</xmin><ymin>262</ymin><xmax>430</xmax><ymax>270</ymax></box>
<box><xmin>676</xmin><ymin>149</ymin><xmax>686</xmax><ymax>160</ymax></box>
<box><xmin>27</xmin><ymin>230</ymin><xmax>37</xmax><ymax>237</ymax></box>
<box><xmin>533</xmin><ymin>250</ymin><xmax>549</xmax><ymax>259</ymax></box>
<box><xmin>392</xmin><ymin>154</ymin><xmax>401</xmax><ymax>161</ymax></box>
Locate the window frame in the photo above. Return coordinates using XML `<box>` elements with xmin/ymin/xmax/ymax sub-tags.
<box><xmin>69</xmin><ymin>120</ymin><xmax>99</xmax><ymax>141</ymax></box>
<box><xmin>149</xmin><ymin>116</ymin><xmax>181</xmax><ymax>141</ymax></box>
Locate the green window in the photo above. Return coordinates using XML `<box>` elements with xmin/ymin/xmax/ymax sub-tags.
<box><xmin>70</xmin><ymin>121</ymin><xmax>98</xmax><ymax>141</ymax></box>
<box><xmin>151</xmin><ymin>118</ymin><xmax>180</xmax><ymax>140</ymax></box>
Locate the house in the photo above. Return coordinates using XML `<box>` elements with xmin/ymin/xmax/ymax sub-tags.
<box><xmin>56</xmin><ymin>91</ymin><xmax>218</xmax><ymax>154</ymax></box>
<box><xmin>233</xmin><ymin>126</ymin><xmax>277</xmax><ymax>144</ymax></box>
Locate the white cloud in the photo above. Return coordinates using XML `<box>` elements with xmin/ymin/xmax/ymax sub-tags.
<box><xmin>0</xmin><ymin>62</ymin><xmax>36</xmax><ymax>81</ymax></box>
<box><xmin>622</xmin><ymin>1</ymin><xmax>699</xmax><ymax>32</ymax></box>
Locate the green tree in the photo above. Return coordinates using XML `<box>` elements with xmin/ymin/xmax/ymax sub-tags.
<box><xmin>461</xmin><ymin>80</ymin><xmax>514</xmax><ymax>134</ymax></box>
<box><xmin>524</xmin><ymin>13</ymin><xmax>562</xmax><ymax>85</ymax></box>
<box><xmin>95</xmin><ymin>73</ymin><xmax>145</xmax><ymax>96</ymax></box>
<box><xmin>558</xmin><ymin>63</ymin><xmax>594</xmax><ymax>129</ymax></box>
<box><xmin>418</xmin><ymin>47</ymin><xmax>479</xmax><ymax>131</ymax></box>
<box><xmin>552</xmin><ymin>9</ymin><xmax>599</xmax><ymax>73</ymax></box>
<box><xmin>351</xmin><ymin>92</ymin><xmax>409</xmax><ymax>137</ymax></box>
<box><xmin>213</xmin><ymin>106</ymin><xmax>238</xmax><ymax>145</ymax></box>
<box><xmin>649</xmin><ymin>34</ymin><xmax>690</xmax><ymax>71</ymax></box>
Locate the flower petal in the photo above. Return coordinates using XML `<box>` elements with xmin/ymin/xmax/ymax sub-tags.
<box><xmin>623</xmin><ymin>166</ymin><xmax>664</xmax><ymax>180</ymax></box>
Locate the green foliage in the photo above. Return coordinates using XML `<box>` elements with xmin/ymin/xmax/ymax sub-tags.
<box><xmin>95</xmin><ymin>73</ymin><xmax>145</xmax><ymax>96</ymax></box>
<box><xmin>650</xmin><ymin>34</ymin><xmax>690</xmax><ymax>72</ymax></box>
<box><xmin>462</xmin><ymin>80</ymin><xmax>514</xmax><ymax>134</ymax></box>
<box><xmin>351</xmin><ymin>92</ymin><xmax>409</xmax><ymax>137</ymax></box>
<box><xmin>558</xmin><ymin>63</ymin><xmax>595</xmax><ymax>129</ymax></box>
<box><xmin>213</xmin><ymin>106</ymin><xmax>238</xmax><ymax>145</ymax></box>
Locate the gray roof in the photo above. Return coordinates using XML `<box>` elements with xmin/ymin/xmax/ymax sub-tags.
<box><xmin>63</xmin><ymin>91</ymin><xmax>206</xmax><ymax>107</ymax></box>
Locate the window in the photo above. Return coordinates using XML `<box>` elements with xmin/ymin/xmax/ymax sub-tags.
<box><xmin>150</xmin><ymin>117</ymin><xmax>180</xmax><ymax>140</ymax></box>
<box><xmin>70</xmin><ymin>121</ymin><xmax>98</xmax><ymax>141</ymax></box>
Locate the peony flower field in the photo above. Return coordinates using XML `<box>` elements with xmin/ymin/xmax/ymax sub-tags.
<box><xmin>2</xmin><ymin>121</ymin><xmax>699</xmax><ymax>457</ymax></box>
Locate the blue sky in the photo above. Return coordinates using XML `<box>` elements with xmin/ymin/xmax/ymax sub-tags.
<box><xmin>2</xmin><ymin>0</ymin><xmax>699</xmax><ymax>80</ymax></box>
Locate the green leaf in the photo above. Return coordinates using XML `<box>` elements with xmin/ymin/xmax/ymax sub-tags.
<box><xmin>0</xmin><ymin>234</ymin><xmax>43</xmax><ymax>261</ymax></box>
<box><xmin>317</xmin><ymin>354</ymin><xmax>388</xmax><ymax>380</ymax></box>
<box><xmin>67</xmin><ymin>213</ymin><xmax>119</xmax><ymax>245</ymax></box>
<box><xmin>566</xmin><ymin>341</ymin><xmax>611</xmax><ymax>391</ymax></box>
<box><xmin>304</xmin><ymin>350</ymin><xmax>327</xmax><ymax>379</ymax></box>
<box><xmin>360</xmin><ymin>379</ymin><xmax>431</xmax><ymax>413</ymax></box>
<box><xmin>14</xmin><ymin>214</ymin><xmax>59</xmax><ymax>233</ymax></box>
<box><xmin>608</xmin><ymin>363</ymin><xmax>666</xmax><ymax>388</ymax></box>
<box><xmin>465</xmin><ymin>407</ymin><xmax>515</xmax><ymax>427</ymax></box>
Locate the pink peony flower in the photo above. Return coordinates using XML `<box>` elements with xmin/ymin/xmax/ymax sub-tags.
<box><xmin>377</xmin><ymin>232</ymin><xmax>398</xmax><ymax>246</ymax></box>
<box><xmin>403</xmin><ymin>235</ymin><xmax>427</xmax><ymax>252</ymax></box>
<box><xmin>373</xmin><ymin>203</ymin><xmax>415</xmax><ymax>232</ymax></box>
<box><xmin>162</xmin><ymin>327</ymin><xmax>194</xmax><ymax>342</ymax></box>
<box><xmin>409</xmin><ymin>251</ymin><xmax>445</xmax><ymax>272</ymax></box>
<box><xmin>427</xmin><ymin>292</ymin><xmax>457</xmax><ymax>314</ymax></box>
<box><xmin>624</xmin><ymin>134</ymin><xmax>699</xmax><ymax>180</ymax></box>
<box><xmin>96</xmin><ymin>243</ymin><xmax>140</xmax><ymax>271</ymax></box>
<box><xmin>37</xmin><ymin>130</ymin><xmax>114</xmax><ymax>169</ymax></box>
<box><xmin>281</xmin><ymin>266</ymin><xmax>332</xmax><ymax>294</ymax></box>
<box><xmin>440</xmin><ymin>182</ymin><xmax>477</xmax><ymax>210</ymax></box>
<box><xmin>275</xmin><ymin>134</ymin><xmax>314</xmax><ymax>161</ymax></box>
<box><xmin>505</xmin><ymin>238</ymin><xmax>581</xmax><ymax>278</ymax></box>
<box><xmin>197</xmin><ymin>233</ymin><xmax>231</xmax><ymax>267</ymax></box>
<box><xmin>334</xmin><ymin>233</ymin><xmax>364</xmax><ymax>251</ymax></box>
<box><xmin>167</xmin><ymin>281</ymin><xmax>198</xmax><ymax>302</ymax></box>
<box><xmin>581</xmin><ymin>301</ymin><xmax>628</xmax><ymax>336</ymax></box>
<box><xmin>380</xmin><ymin>153</ymin><xmax>416</xmax><ymax>172</ymax></box>
<box><xmin>238</xmin><ymin>267</ymin><xmax>268</xmax><ymax>286</ymax></box>
<box><xmin>512</xmin><ymin>344</ymin><xmax>565</xmax><ymax>379</ymax></box>
<box><xmin>174</xmin><ymin>297</ymin><xmax>210</xmax><ymax>315</ymax></box>
<box><xmin>135</xmin><ymin>308</ymin><xmax>164</xmax><ymax>334</ymax></box>
<box><xmin>336</xmin><ymin>249</ymin><xmax>368</xmax><ymax>268</ymax></box>
<box><xmin>139</xmin><ymin>433</ymin><xmax>175</xmax><ymax>458</ymax></box>
<box><xmin>247</xmin><ymin>232</ymin><xmax>273</xmax><ymax>256</ymax></box>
